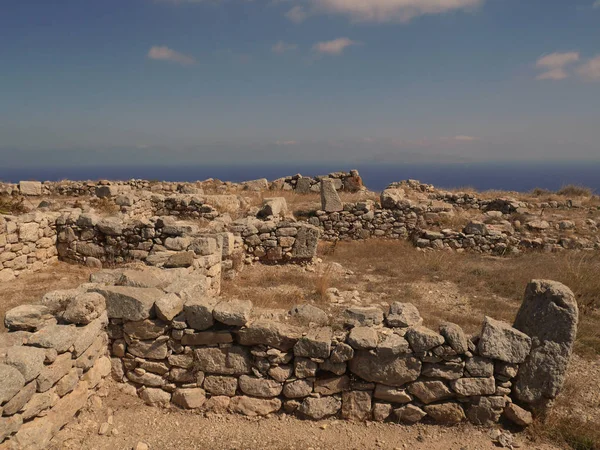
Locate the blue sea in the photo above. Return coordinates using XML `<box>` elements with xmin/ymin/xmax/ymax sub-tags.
<box><xmin>0</xmin><ymin>162</ymin><xmax>599</xmax><ymax>194</ymax></box>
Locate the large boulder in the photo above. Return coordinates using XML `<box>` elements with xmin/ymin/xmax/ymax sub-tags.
<box><xmin>513</xmin><ymin>280</ymin><xmax>579</xmax><ymax>411</ymax></box>
<box><xmin>380</xmin><ymin>188</ymin><xmax>405</xmax><ymax>209</ymax></box>
<box><xmin>258</xmin><ymin>198</ymin><xmax>288</xmax><ymax>219</ymax></box>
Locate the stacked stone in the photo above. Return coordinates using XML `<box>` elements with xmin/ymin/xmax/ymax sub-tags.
<box><xmin>231</xmin><ymin>220</ymin><xmax>320</xmax><ymax>263</ymax></box>
<box><xmin>272</xmin><ymin>170</ymin><xmax>363</xmax><ymax>193</ymax></box>
<box><xmin>0</xmin><ymin>290</ymin><xmax>111</xmax><ymax>447</ymax></box>
<box><xmin>103</xmin><ymin>277</ymin><xmax>550</xmax><ymax>428</ymax></box>
<box><xmin>0</xmin><ymin>212</ymin><xmax>59</xmax><ymax>282</ymax></box>
<box><xmin>151</xmin><ymin>195</ymin><xmax>219</xmax><ymax>219</ymax></box>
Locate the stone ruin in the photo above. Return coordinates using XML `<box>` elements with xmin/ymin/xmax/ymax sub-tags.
<box><xmin>0</xmin><ymin>267</ymin><xmax>579</xmax><ymax>448</ymax></box>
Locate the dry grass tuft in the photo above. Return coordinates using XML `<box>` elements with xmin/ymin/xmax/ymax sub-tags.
<box><xmin>557</xmin><ymin>185</ymin><xmax>594</xmax><ymax>197</ymax></box>
<box><xmin>90</xmin><ymin>198</ymin><xmax>120</xmax><ymax>216</ymax></box>
<box><xmin>0</xmin><ymin>196</ymin><xmax>28</xmax><ymax>215</ymax></box>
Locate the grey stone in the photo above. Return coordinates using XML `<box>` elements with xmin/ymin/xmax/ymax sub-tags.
<box><xmin>194</xmin><ymin>346</ymin><xmax>252</xmax><ymax>375</ymax></box>
<box><xmin>126</xmin><ymin>337</ymin><xmax>169</xmax><ymax>360</ymax></box>
<box><xmin>330</xmin><ymin>342</ymin><xmax>354</xmax><ymax>363</ymax></box>
<box><xmin>373</xmin><ymin>402</ymin><xmax>393</xmax><ymax>422</ymax></box>
<box><xmin>349</xmin><ymin>350</ymin><xmax>421</xmax><ymax>387</ymax></box>
<box><xmin>439</xmin><ymin>322</ymin><xmax>469</xmax><ymax>354</ymax></box>
<box><xmin>513</xmin><ymin>280</ymin><xmax>579</xmax><ymax>411</ymax></box>
<box><xmin>28</xmin><ymin>324</ymin><xmax>78</xmax><ymax>353</ymax></box>
<box><xmin>294</xmin><ymin>327</ymin><xmax>332</xmax><ymax>358</ymax></box>
<box><xmin>93</xmin><ymin>286</ymin><xmax>162</xmax><ymax>321</ymax></box>
<box><xmin>377</xmin><ymin>334</ymin><xmax>411</xmax><ymax>356</ymax></box>
<box><xmin>213</xmin><ymin>300</ymin><xmax>253</xmax><ymax>327</ymax></box>
<box><xmin>422</xmin><ymin>361</ymin><xmax>464</xmax><ymax>380</ymax></box>
<box><xmin>294</xmin><ymin>357</ymin><xmax>318</xmax><ymax>378</ymax></box>
<box><xmin>342</xmin><ymin>391</ymin><xmax>372</xmax><ymax>422</ymax></box>
<box><xmin>407</xmin><ymin>381</ymin><xmax>453</xmax><ymax>404</ymax></box>
<box><xmin>395</xmin><ymin>404</ymin><xmax>426</xmax><ymax>423</ymax></box>
<box><xmin>320</xmin><ymin>179</ymin><xmax>343</xmax><ymax>212</ymax></box>
<box><xmin>4</xmin><ymin>346</ymin><xmax>46</xmax><ymax>382</ymax></box>
<box><xmin>288</xmin><ymin>304</ymin><xmax>328</xmax><ymax>326</ymax></box>
<box><xmin>126</xmin><ymin>371</ymin><xmax>166</xmax><ymax>387</ymax></box>
<box><xmin>204</xmin><ymin>376</ymin><xmax>238</xmax><ymax>396</ymax></box>
<box><xmin>424</xmin><ymin>402</ymin><xmax>465</xmax><ymax>424</ymax></box>
<box><xmin>465</xmin><ymin>356</ymin><xmax>494</xmax><ymax>378</ymax></box>
<box><xmin>3</xmin><ymin>380</ymin><xmax>36</xmax><ymax>416</ymax></box>
<box><xmin>74</xmin><ymin>331</ymin><xmax>108</xmax><ymax>368</ymax></box>
<box><xmin>181</xmin><ymin>331</ymin><xmax>233</xmax><ymax>346</ymax></box>
<box><xmin>164</xmin><ymin>251</ymin><xmax>194</xmax><ymax>268</ymax></box>
<box><xmin>62</xmin><ymin>292</ymin><xmax>106</xmax><ymax>325</ymax></box>
<box><xmin>478</xmin><ymin>316</ymin><xmax>532</xmax><ymax>364</ymax></box>
<box><xmin>124</xmin><ymin>319</ymin><xmax>169</xmax><ymax>340</ymax></box>
<box><xmin>343</xmin><ymin>306</ymin><xmax>384</xmax><ymax>327</ymax></box>
<box><xmin>0</xmin><ymin>413</ymin><xmax>23</xmax><ymax>441</ymax></box>
<box><xmin>237</xmin><ymin>320</ymin><xmax>302</xmax><ymax>351</ymax></box>
<box><xmin>373</xmin><ymin>384</ymin><xmax>412</xmax><ymax>404</ymax></box>
<box><xmin>283</xmin><ymin>379</ymin><xmax>313</xmax><ymax>398</ymax></box>
<box><xmin>314</xmin><ymin>375</ymin><xmax>350</xmax><ymax>395</ymax></box>
<box><xmin>4</xmin><ymin>304</ymin><xmax>52</xmax><ymax>331</ymax></box>
<box><xmin>19</xmin><ymin>181</ymin><xmax>42</xmax><ymax>196</ymax></box>
<box><xmin>298</xmin><ymin>396</ymin><xmax>341</xmax><ymax>420</ymax></box>
<box><xmin>504</xmin><ymin>403</ymin><xmax>533</xmax><ymax>427</ymax></box>
<box><xmin>0</xmin><ymin>364</ymin><xmax>26</xmax><ymax>404</ymax></box>
<box><xmin>466</xmin><ymin>396</ymin><xmax>506</xmax><ymax>426</ymax></box>
<box><xmin>450</xmin><ymin>377</ymin><xmax>496</xmax><ymax>396</ymax></box>
<box><xmin>406</xmin><ymin>326</ymin><xmax>445</xmax><ymax>352</ymax></box>
<box><xmin>184</xmin><ymin>296</ymin><xmax>218</xmax><ymax>331</ymax></box>
<box><xmin>386</xmin><ymin>302</ymin><xmax>422</xmax><ymax>328</ymax></box>
<box><xmin>172</xmin><ymin>388</ymin><xmax>206</xmax><ymax>409</ymax></box>
<box><xmin>291</xmin><ymin>224</ymin><xmax>320</xmax><ymax>259</ymax></box>
<box><xmin>258</xmin><ymin>198</ymin><xmax>288</xmax><ymax>218</ymax></box>
<box><xmin>140</xmin><ymin>388</ymin><xmax>171</xmax><ymax>406</ymax></box>
<box><xmin>347</xmin><ymin>327</ymin><xmax>378</xmax><ymax>350</ymax></box>
<box><xmin>21</xmin><ymin>388</ymin><xmax>59</xmax><ymax>420</ymax></box>
<box><xmin>56</xmin><ymin>368</ymin><xmax>81</xmax><ymax>397</ymax></box>
<box><xmin>268</xmin><ymin>365</ymin><xmax>293</xmax><ymax>383</ymax></box>
<box><xmin>155</xmin><ymin>293</ymin><xmax>184</xmax><ymax>322</ymax></box>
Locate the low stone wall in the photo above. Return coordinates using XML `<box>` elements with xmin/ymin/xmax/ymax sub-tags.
<box><xmin>271</xmin><ymin>170</ymin><xmax>364</xmax><ymax>193</ymax></box>
<box><xmin>0</xmin><ymin>213</ymin><xmax>59</xmax><ymax>282</ymax></box>
<box><xmin>0</xmin><ymin>290</ymin><xmax>111</xmax><ymax>448</ymax></box>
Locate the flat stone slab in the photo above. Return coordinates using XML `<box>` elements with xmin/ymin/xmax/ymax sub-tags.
<box><xmin>93</xmin><ymin>286</ymin><xmax>162</xmax><ymax>321</ymax></box>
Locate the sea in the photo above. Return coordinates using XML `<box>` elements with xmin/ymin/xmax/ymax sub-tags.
<box><xmin>0</xmin><ymin>162</ymin><xmax>599</xmax><ymax>194</ymax></box>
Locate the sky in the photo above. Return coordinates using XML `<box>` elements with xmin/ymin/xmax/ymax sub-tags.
<box><xmin>1</xmin><ymin>0</ymin><xmax>600</xmax><ymax>167</ymax></box>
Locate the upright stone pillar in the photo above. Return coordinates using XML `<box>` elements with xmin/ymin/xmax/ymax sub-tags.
<box><xmin>320</xmin><ymin>179</ymin><xmax>343</xmax><ymax>212</ymax></box>
<box><xmin>513</xmin><ymin>280</ymin><xmax>578</xmax><ymax>413</ymax></box>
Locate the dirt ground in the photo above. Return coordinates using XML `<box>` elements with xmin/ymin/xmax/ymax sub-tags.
<box><xmin>50</xmin><ymin>380</ymin><xmax>561</xmax><ymax>450</ymax></box>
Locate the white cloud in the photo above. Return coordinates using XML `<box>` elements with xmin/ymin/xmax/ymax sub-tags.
<box><xmin>577</xmin><ymin>55</ymin><xmax>600</xmax><ymax>81</ymax></box>
<box><xmin>313</xmin><ymin>37</ymin><xmax>358</xmax><ymax>55</ymax></box>
<box><xmin>288</xmin><ymin>0</ymin><xmax>482</xmax><ymax>23</ymax></box>
<box><xmin>593</xmin><ymin>0</ymin><xmax>600</xmax><ymax>8</ymax></box>
<box><xmin>148</xmin><ymin>46</ymin><xmax>196</xmax><ymax>65</ymax></box>
<box><xmin>272</xmin><ymin>41</ymin><xmax>298</xmax><ymax>54</ymax></box>
<box><xmin>535</xmin><ymin>51</ymin><xmax>579</xmax><ymax>80</ymax></box>
<box><xmin>286</xmin><ymin>5</ymin><xmax>308</xmax><ymax>23</ymax></box>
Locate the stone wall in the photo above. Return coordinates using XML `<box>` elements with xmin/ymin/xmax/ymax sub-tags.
<box><xmin>0</xmin><ymin>213</ymin><xmax>59</xmax><ymax>282</ymax></box>
<box><xmin>272</xmin><ymin>170</ymin><xmax>364</xmax><ymax>193</ymax></box>
<box><xmin>0</xmin><ymin>290</ymin><xmax>111</xmax><ymax>448</ymax></box>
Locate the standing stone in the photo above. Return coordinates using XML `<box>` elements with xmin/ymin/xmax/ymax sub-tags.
<box><xmin>295</xmin><ymin>177</ymin><xmax>312</xmax><ymax>194</ymax></box>
<box><xmin>513</xmin><ymin>280</ymin><xmax>579</xmax><ymax>411</ymax></box>
<box><xmin>320</xmin><ymin>179</ymin><xmax>343</xmax><ymax>212</ymax></box>
<box><xmin>291</xmin><ymin>224</ymin><xmax>320</xmax><ymax>260</ymax></box>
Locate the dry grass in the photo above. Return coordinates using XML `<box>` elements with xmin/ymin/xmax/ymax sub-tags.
<box><xmin>89</xmin><ymin>198</ymin><xmax>120</xmax><ymax>216</ymax></box>
<box><xmin>557</xmin><ymin>184</ymin><xmax>595</xmax><ymax>197</ymax></box>
<box><xmin>0</xmin><ymin>196</ymin><xmax>28</xmax><ymax>215</ymax></box>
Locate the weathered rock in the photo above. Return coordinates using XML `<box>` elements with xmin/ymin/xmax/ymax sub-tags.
<box><xmin>288</xmin><ymin>304</ymin><xmax>328</xmax><ymax>326</ymax></box>
<box><xmin>184</xmin><ymin>296</ymin><xmax>218</xmax><ymax>331</ymax></box>
<box><xmin>394</xmin><ymin>404</ymin><xmax>427</xmax><ymax>423</ymax></box>
<box><xmin>439</xmin><ymin>322</ymin><xmax>469</xmax><ymax>354</ymax></box>
<box><xmin>373</xmin><ymin>402</ymin><xmax>393</xmax><ymax>422</ymax></box>
<box><xmin>62</xmin><ymin>292</ymin><xmax>106</xmax><ymax>325</ymax></box>
<box><xmin>140</xmin><ymin>388</ymin><xmax>171</xmax><ymax>406</ymax></box>
<box><xmin>237</xmin><ymin>320</ymin><xmax>302</xmax><ymax>351</ymax></box>
<box><xmin>422</xmin><ymin>361</ymin><xmax>464</xmax><ymax>380</ymax></box>
<box><xmin>75</xmin><ymin>333</ymin><xmax>108</xmax><ymax>369</ymax></box>
<box><xmin>283</xmin><ymin>379</ymin><xmax>313</xmax><ymax>398</ymax></box>
<box><xmin>124</xmin><ymin>319</ymin><xmax>169</xmax><ymax>340</ymax></box>
<box><xmin>203</xmin><ymin>396</ymin><xmax>231</xmax><ymax>413</ymax></box>
<box><xmin>349</xmin><ymin>350</ymin><xmax>421</xmax><ymax>387</ymax></box>
<box><xmin>513</xmin><ymin>280</ymin><xmax>578</xmax><ymax>410</ymax></box>
<box><xmin>81</xmin><ymin>356</ymin><xmax>111</xmax><ymax>388</ymax></box>
<box><xmin>238</xmin><ymin>375</ymin><xmax>283</xmax><ymax>398</ymax></box>
<box><xmin>373</xmin><ymin>384</ymin><xmax>412</xmax><ymax>404</ymax></box>
<box><xmin>424</xmin><ymin>402</ymin><xmax>465</xmax><ymax>424</ymax></box>
<box><xmin>464</xmin><ymin>221</ymin><xmax>488</xmax><ymax>236</ymax></box>
<box><xmin>268</xmin><ymin>365</ymin><xmax>293</xmax><ymax>383</ymax></box>
<box><xmin>36</xmin><ymin>353</ymin><xmax>73</xmax><ymax>392</ymax></box>
<box><xmin>294</xmin><ymin>327</ymin><xmax>332</xmax><ymax>358</ymax></box>
<box><xmin>4</xmin><ymin>304</ymin><xmax>52</xmax><ymax>331</ymax></box>
<box><xmin>172</xmin><ymin>388</ymin><xmax>206</xmax><ymax>409</ymax></box>
<box><xmin>229</xmin><ymin>396</ymin><xmax>282</xmax><ymax>416</ymax></box>
<box><xmin>298</xmin><ymin>396</ymin><xmax>341</xmax><ymax>420</ymax></box>
<box><xmin>181</xmin><ymin>331</ymin><xmax>233</xmax><ymax>346</ymax></box>
<box><xmin>406</xmin><ymin>326</ymin><xmax>445</xmax><ymax>352</ymax></box>
<box><xmin>164</xmin><ymin>251</ymin><xmax>194</xmax><ymax>268</ymax></box>
<box><xmin>343</xmin><ymin>307</ymin><xmax>384</xmax><ymax>327</ymax></box>
<box><xmin>56</xmin><ymin>368</ymin><xmax>81</xmax><ymax>396</ymax></box>
<box><xmin>213</xmin><ymin>300</ymin><xmax>253</xmax><ymax>327</ymax></box>
<box><xmin>0</xmin><ymin>415</ymin><xmax>23</xmax><ymax>442</ymax></box>
<box><xmin>2</xmin><ymin>380</ymin><xmax>36</xmax><ymax>416</ymax></box>
<box><xmin>321</xmin><ymin>179</ymin><xmax>343</xmax><ymax>212</ymax></box>
<box><xmin>450</xmin><ymin>377</ymin><xmax>496</xmax><ymax>396</ymax></box>
<box><xmin>155</xmin><ymin>293</ymin><xmax>184</xmax><ymax>322</ymax></box>
<box><xmin>204</xmin><ymin>376</ymin><xmax>238</xmax><ymax>396</ymax></box>
<box><xmin>380</xmin><ymin>188</ymin><xmax>405</xmax><ymax>209</ymax></box>
<box><xmin>386</xmin><ymin>302</ymin><xmax>422</xmax><ymax>328</ymax></box>
<box><xmin>342</xmin><ymin>391</ymin><xmax>372</xmax><ymax>422</ymax></box>
<box><xmin>466</xmin><ymin>396</ymin><xmax>506</xmax><ymax>426</ymax></box>
<box><xmin>4</xmin><ymin>346</ymin><xmax>46</xmax><ymax>382</ymax></box>
<box><xmin>377</xmin><ymin>334</ymin><xmax>411</xmax><ymax>356</ymax></box>
<box><xmin>291</xmin><ymin>224</ymin><xmax>320</xmax><ymax>259</ymax></box>
<box><xmin>465</xmin><ymin>356</ymin><xmax>494</xmax><ymax>378</ymax></box>
<box><xmin>194</xmin><ymin>346</ymin><xmax>252</xmax><ymax>375</ymax></box>
<box><xmin>320</xmin><ymin>359</ymin><xmax>346</xmax><ymax>376</ymax></box>
<box><xmin>93</xmin><ymin>286</ymin><xmax>162</xmax><ymax>321</ymax></box>
<box><xmin>21</xmin><ymin>388</ymin><xmax>59</xmax><ymax>420</ymax></box>
<box><xmin>347</xmin><ymin>327</ymin><xmax>378</xmax><ymax>350</ymax></box>
<box><xmin>477</xmin><ymin>316</ymin><xmax>532</xmax><ymax>364</ymax></box>
<box><xmin>407</xmin><ymin>381</ymin><xmax>453</xmax><ymax>404</ymax></box>
<box><xmin>126</xmin><ymin>337</ymin><xmax>168</xmax><ymax>360</ymax></box>
<box><xmin>504</xmin><ymin>403</ymin><xmax>533</xmax><ymax>427</ymax></box>
<box><xmin>19</xmin><ymin>181</ymin><xmax>42</xmax><ymax>196</ymax></box>
<box><xmin>126</xmin><ymin>370</ymin><xmax>166</xmax><ymax>387</ymax></box>
<box><xmin>258</xmin><ymin>198</ymin><xmax>288</xmax><ymax>218</ymax></box>
<box><xmin>330</xmin><ymin>342</ymin><xmax>354</xmax><ymax>363</ymax></box>
<box><xmin>28</xmin><ymin>324</ymin><xmax>78</xmax><ymax>353</ymax></box>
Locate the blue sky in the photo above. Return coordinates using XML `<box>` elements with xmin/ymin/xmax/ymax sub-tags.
<box><xmin>1</xmin><ymin>0</ymin><xmax>599</xmax><ymax>166</ymax></box>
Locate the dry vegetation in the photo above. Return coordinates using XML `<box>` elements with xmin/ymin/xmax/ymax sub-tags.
<box><xmin>0</xmin><ymin>196</ymin><xmax>32</xmax><ymax>215</ymax></box>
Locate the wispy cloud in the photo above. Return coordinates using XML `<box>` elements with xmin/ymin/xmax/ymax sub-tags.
<box><xmin>272</xmin><ymin>41</ymin><xmax>297</xmax><ymax>54</ymax></box>
<box><xmin>451</xmin><ymin>135</ymin><xmax>480</xmax><ymax>142</ymax></box>
<box><xmin>313</xmin><ymin>38</ymin><xmax>358</xmax><ymax>56</ymax></box>
<box><xmin>577</xmin><ymin>55</ymin><xmax>600</xmax><ymax>81</ymax></box>
<box><xmin>275</xmin><ymin>140</ymin><xmax>298</xmax><ymax>146</ymax></box>
<box><xmin>535</xmin><ymin>51</ymin><xmax>580</xmax><ymax>80</ymax></box>
<box><xmin>285</xmin><ymin>5</ymin><xmax>308</xmax><ymax>23</ymax></box>
<box><xmin>148</xmin><ymin>46</ymin><xmax>196</xmax><ymax>66</ymax></box>
<box><xmin>593</xmin><ymin>0</ymin><xmax>600</xmax><ymax>8</ymax></box>
<box><xmin>286</xmin><ymin>0</ymin><xmax>482</xmax><ymax>23</ymax></box>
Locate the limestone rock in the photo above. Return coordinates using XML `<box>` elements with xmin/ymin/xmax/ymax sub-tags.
<box><xmin>349</xmin><ymin>350</ymin><xmax>421</xmax><ymax>387</ymax></box>
<box><xmin>513</xmin><ymin>280</ymin><xmax>578</xmax><ymax>410</ymax></box>
<box><xmin>28</xmin><ymin>324</ymin><xmax>78</xmax><ymax>353</ymax></box>
<box><xmin>63</xmin><ymin>292</ymin><xmax>106</xmax><ymax>325</ymax></box>
<box><xmin>155</xmin><ymin>293</ymin><xmax>184</xmax><ymax>322</ymax></box>
<box><xmin>3</xmin><ymin>381</ymin><xmax>36</xmax><ymax>416</ymax></box>
<box><xmin>450</xmin><ymin>377</ymin><xmax>496</xmax><ymax>396</ymax></box>
<box><xmin>504</xmin><ymin>403</ymin><xmax>533</xmax><ymax>427</ymax></box>
<box><xmin>229</xmin><ymin>396</ymin><xmax>282</xmax><ymax>416</ymax></box>
<box><xmin>258</xmin><ymin>198</ymin><xmax>288</xmax><ymax>218</ymax></box>
<box><xmin>373</xmin><ymin>403</ymin><xmax>393</xmax><ymax>422</ymax></box>
<box><xmin>0</xmin><ymin>415</ymin><xmax>23</xmax><ymax>442</ymax></box>
<box><xmin>4</xmin><ymin>304</ymin><xmax>52</xmax><ymax>331</ymax></box>
<box><xmin>314</xmin><ymin>375</ymin><xmax>350</xmax><ymax>395</ymax></box>
<box><xmin>343</xmin><ymin>307</ymin><xmax>384</xmax><ymax>327</ymax></box>
<box><xmin>36</xmin><ymin>353</ymin><xmax>74</xmax><ymax>392</ymax></box>
<box><xmin>298</xmin><ymin>396</ymin><xmax>341</xmax><ymax>420</ymax></box>
<box><xmin>386</xmin><ymin>302</ymin><xmax>422</xmax><ymax>328</ymax></box>
<box><xmin>439</xmin><ymin>322</ymin><xmax>469</xmax><ymax>354</ymax></box>
<box><xmin>127</xmin><ymin>338</ymin><xmax>169</xmax><ymax>360</ymax></box>
<box><xmin>213</xmin><ymin>300</ymin><xmax>253</xmax><ymax>327</ymax></box>
<box><xmin>465</xmin><ymin>356</ymin><xmax>494</xmax><ymax>378</ymax></box>
<box><xmin>283</xmin><ymin>379</ymin><xmax>313</xmax><ymax>398</ymax></box>
<box><xmin>466</xmin><ymin>396</ymin><xmax>506</xmax><ymax>426</ymax></box>
<box><xmin>291</xmin><ymin>224</ymin><xmax>320</xmax><ymax>260</ymax></box>
<box><xmin>140</xmin><ymin>388</ymin><xmax>171</xmax><ymax>406</ymax></box>
<box><xmin>204</xmin><ymin>376</ymin><xmax>238</xmax><ymax>397</ymax></box>
<box><xmin>330</xmin><ymin>342</ymin><xmax>354</xmax><ymax>363</ymax></box>
<box><xmin>373</xmin><ymin>384</ymin><xmax>412</xmax><ymax>404</ymax></box>
<box><xmin>477</xmin><ymin>316</ymin><xmax>532</xmax><ymax>364</ymax></box>
<box><xmin>19</xmin><ymin>181</ymin><xmax>42</xmax><ymax>196</ymax></box>
<box><xmin>124</xmin><ymin>319</ymin><xmax>169</xmax><ymax>340</ymax></box>
<box><xmin>321</xmin><ymin>179</ymin><xmax>343</xmax><ymax>212</ymax></box>
<box><xmin>394</xmin><ymin>404</ymin><xmax>427</xmax><ymax>423</ymax></box>
<box><xmin>288</xmin><ymin>304</ymin><xmax>328</xmax><ymax>326</ymax></box>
